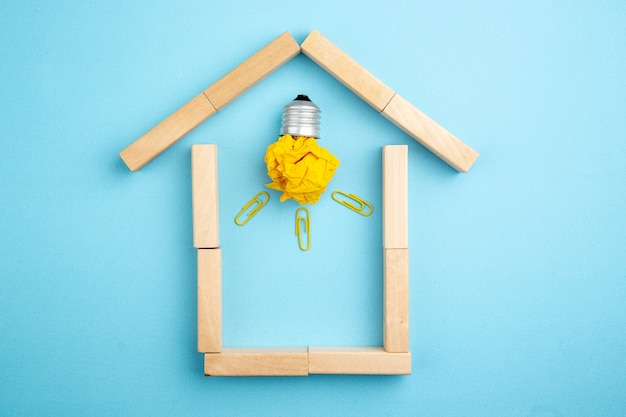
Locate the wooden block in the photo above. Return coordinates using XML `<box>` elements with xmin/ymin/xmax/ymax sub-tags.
<box><xmin>308</xmin><ymin>346</ymin><xmax>411</xmax><ymax>375</ymax></box>
<box><xmin>198</xmin><ymin>248</ymin><xmax>222</xmax><ymax>353</ymax></box>
<box><xmin>192</xmin><ymin>144</ymin><xmax>219</xmax><ymax>249</ymax></box>
<box><xmin>384</xmin><ymin>248</ymin><xmax>409</xmax><ymax>353</ymax></box>
<box><xmin>382</xmin><ymin>94</ymin><xmax>479</xmax><ymax>172</ymax></box>
<box><xmin>120</xmin><ymin>32</ymin><xmax>299</xmax><ymax>172</ymax></box>
<box><xmin>204</xmin><ymin>31</ymin><xmax>301</xmax><ymax>110</ymax></box>
<box><xmin>382</xmin><ymin>145</ymin><xmax>408</xmax><ymax>249</ymax></box>
<box><xmin>204</xmin><ymin>347</ymin><xmax>309</xmax><ymax>376</ymax></box>
<box><xmin>120</xmin><ymin>93</ymin><xmax>217</xmax><ymax>172</ymax></box>
<box><xmin>301</xmin><ymin>30</ymin><xmax>395</xmax><ymax>112</ymax></box>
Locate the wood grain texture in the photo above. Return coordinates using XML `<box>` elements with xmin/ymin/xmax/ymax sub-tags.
<box><xmin>120</xmin><ymin>93</ymin><xmax>216</xmax><ymax>171</ymax></box>
<box><xmin>382</xmin><ymin>145</ymin><xmax>408</xmax><ymax>249</ymax></box>
<box><xmin>301</xmin><ymin>29</ymin><xmax>395</xmax><ymax>112</ymax></box>
<box><xmin>204</xmin><ymin>347</ymin><xmax>309</xmax><ymax>376</ymax></box>
<box><xmin>382</xmin><ymin>94</ymin><xmax>479</xmax><ymax>172</ymax></box>
<box><xmin>384</xmin><ymin>248</ymin><xmax>410</xmax><ymax>353</ymax></box>
<box><xmin>191</xmin><ymin>144</ymin><xmax>219</xmax><ymax>249</ymax></box>
<box><xmin>203</xmin><ymin>31</ymin><xmax>301</xmax><ymax>110</ymax></box>
<box><xmin>308</xmin><ymin>346</ymin><xmax>411</xmax><ymax>375</ymax></box>
<box><xmin>197</xmin><ymin>248</ymin><xmax>222</xmax><ymax>353</ymax></box>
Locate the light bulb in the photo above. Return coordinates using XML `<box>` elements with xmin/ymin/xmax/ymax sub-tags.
<box><xmin>265</xmin><ymin>94</ymin><xmax>339</xmax><ymax>205</ymax></box>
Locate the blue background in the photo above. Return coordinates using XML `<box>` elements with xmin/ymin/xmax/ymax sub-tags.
<box><xmin>1</xmin><ymin>1</ymin><xmax>625</xmax><ymax>416</ymax></box>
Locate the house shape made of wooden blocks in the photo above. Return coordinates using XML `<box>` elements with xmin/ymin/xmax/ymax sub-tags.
<box><xmin>120</xmin><ymin>30</ymin><xmax>481</xmax><ymax>376</ymax></box>
<box><xmin>120</xmin><ymin>30</ymin><xmax>479</xmax><ymax>173</ymax></box>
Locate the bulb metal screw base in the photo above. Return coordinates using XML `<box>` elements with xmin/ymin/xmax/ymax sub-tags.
<box><xmin>280</xmin><ymin>94</ymin><xmax>321</xmax><ymax>139</ymax></box>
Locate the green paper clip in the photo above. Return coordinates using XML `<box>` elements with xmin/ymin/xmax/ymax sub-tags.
<box><xmin>235</xmin><ymin>191</ymin><xmax>269</xmax><ymax>226</ymax></box>
<box><xmin>295</xmin><ymin>207</ymin><xmax>310</xmax><ymax>251</ymax></box>
<box><xmin>331</xmin><ymin>190</ymin><xmax>373</xmax><ymax>216</ymax></box>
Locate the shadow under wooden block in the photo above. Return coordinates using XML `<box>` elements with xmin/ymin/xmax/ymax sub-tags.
<box><xmin>382</xmin><ymin>145</ymin><xmax>408</xmax><ymax>249</ymax></box>
<box><xmin>384</xmin><ymin>248</ymin><xmax>409</xmax><ymax>353</ymax></box>
<box><xmin>198</xmin><ymin>248</ymin><xmax>222</xmax><ymax>353</ymax></box>
<box><xmin>204</xmin><ymin>347</ymin><xmax>309</xmax><ymax>376</ymax></box>
<box><xmin>382</xmin><ymin>94</ymin><xmax>479</xmax><ymax>173</ymax></box>
<box><xmin>192</xmin><ymin>144</ymin><xmax>219</xmax><ymax>249</ymax></box>
<box><xmin>308</xmin><ymin>347</ymin><xmax>411</xmax><ymax>375</ymax></box>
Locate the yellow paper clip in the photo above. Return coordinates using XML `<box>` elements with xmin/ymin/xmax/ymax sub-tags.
<box><xmin>234</xmin><ymin>191</ymin><xmax>269</xmax><ymax>226</ymax></box>
<box><xmin>331</xmin><ymin>190</ymin><xmax>373</xmax><ymax>216</ymax></box>
<box><xmin>295</xmin><ymin>207</ymin><xmax>310</xmax><ymax>251</ymax></box>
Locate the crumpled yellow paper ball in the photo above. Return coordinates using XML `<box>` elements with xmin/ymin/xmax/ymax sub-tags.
<box><xmin>265</xmin><ymin>134</ymin><xmax>340</xmax><ymax>204</ymax></box>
